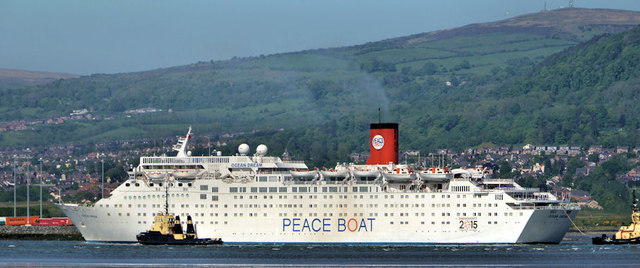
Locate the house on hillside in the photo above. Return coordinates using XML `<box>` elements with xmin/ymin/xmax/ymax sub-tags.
<box><xmin>588</xmin><ymin>145</ymin><xmax>603</xmax><ymax>154</ymax></box>
<box><xmin>574</xmin><ymin>166</ymin><xmax>595</xmax><ymax>178</ymax></box>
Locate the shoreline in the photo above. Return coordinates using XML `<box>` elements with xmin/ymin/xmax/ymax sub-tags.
<box><xmin>0</xmin><ymin>225</ymin><xmax>83</xmax><ymax>241</ymax></box>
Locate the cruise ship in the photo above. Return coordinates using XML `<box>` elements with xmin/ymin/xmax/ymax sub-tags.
<box><xmin>58</xmin><ymin>123</ymin><xmax>579</xmax><ymax>244</ymax></box>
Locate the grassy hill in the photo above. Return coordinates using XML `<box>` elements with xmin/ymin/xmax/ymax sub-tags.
<box><xmin>0</xmin><ymin>68</ymin><xmax>79</xmax><ymax>90</ymax></box>
<box><xmin>1</xmin><ymin>8</ymin><xmax>640</xmax><ymax>166</ymax></box>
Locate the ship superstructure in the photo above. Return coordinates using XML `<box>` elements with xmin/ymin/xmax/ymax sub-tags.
<box><xmin>58</xmin><ymin>124</ymin><xmax>579</xmax><ymax>244</ymax></box>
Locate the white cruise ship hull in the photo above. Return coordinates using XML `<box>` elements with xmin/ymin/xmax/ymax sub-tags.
<box><xmin>57</xmin><ymin>126</ymin><xmax>579</xmax><ymax>244</ymax></box>
<box><xmin>58</xmin><ymin>182</ymin><xmax>577</xmax><ymax>244</ymax></box>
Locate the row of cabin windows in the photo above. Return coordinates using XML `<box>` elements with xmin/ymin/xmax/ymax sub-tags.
<box><xmin>223</xmin><ymin>186</ymin><xmax>374</xmax><ymax>193</ymax></box>
<box><xmin>196</xmin><ymin>188</ymin><xmax>492</xmax><ymax>202</ymax></box>
<box><xmin>104</xmin><ymin>210</ymin><xmax>514</xmax><ymax>220</ymax></box>
<box><xmin>141</xmin><ymin>165</ymin><xmax>205</xmax><ymax>169</ymax></box>
<box><xmin>257</xmin><ymin>176</ymin><xmax>280</xmax><ymax>182</ymax></box>
<box><xmin>451</xmin><ymin>186</ymin><xmax>470</xmax><ymax>192</ymax></box>
<box><xmin>124</xmin><ymin>193</ymin><xmax>190</xmax><ymax>200</ymax></box>
<box><xmin>126</xmin><ymin>182</ymin><xmax>192</xmax><ymax>187</ymax></box>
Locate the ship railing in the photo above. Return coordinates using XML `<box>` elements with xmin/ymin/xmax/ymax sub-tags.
<box><xmin>482</xmin><ymin>178</ymin><xmax>515</xmax><ymax>184</ymax></box>
<box><xmin>475</xmin><ymin>187</ymin><xmax>539</xmax><ymax>193</ymax></box>
<box><xmin>141</xmin><ymin>156</ymin><xmax>231</xmax><ymax>164</ymax></box>
<box><xmin>511</xmin><ymin>203</ymin><xmax>580</xmax><ymax>211</ymax></box>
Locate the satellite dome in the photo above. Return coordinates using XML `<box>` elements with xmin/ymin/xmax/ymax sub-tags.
<box><xmin>256</xmin><ymin>144</ymin><xmax>268</xmax><ymax>156</ymax></box>
<box><xmin>238</xmin><ymin>144</ymin><xmax>250</xmax><ymax>156</ymax></box>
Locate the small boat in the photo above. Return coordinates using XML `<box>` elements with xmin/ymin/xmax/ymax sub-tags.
<box><xmin>321</xmin><ymin>169</ymin><xmax>349</xmax><ymax>178</ymax></box>
<box><xmin>145</xmin><ymin>172</ymin><xmax>167</xmax><ymax>180</ymax></box>
<box><xmin>137</xmin><ymin>184</ymin><xmax>222</xmax><ymax>245</ymax></box>
<box><xmin>593</xmin><ymin>191</ymin><xmax>640</xmax><ymax>245</ymax></box>
<box><xmin>352</xmin><ymin>169</ymin><xmax>380</xmax><ymax>178</ymax></box>
<box><xmin>137</xmin><ymin>215</ymin><xmax>222</xmax><ymax>245</ymax></box>
<box><xmin>383</xmin><ymin>167</ymin><xmax>416</xmax><ymax>182</ymax></box>
<box><xmin>290</xmin><ymin>169</ymin><xmax>318</xmax><ymax>178</ymax></box>
<box><xmin>172</xmin><ymin>170</ymin><xmax>199</xmax><ymax>179</ymax></box>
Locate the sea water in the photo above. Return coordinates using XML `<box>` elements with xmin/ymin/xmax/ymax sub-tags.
<box><xmin>2</xmin><ymin>234</ymin><xmax>640</xmax><ymax>267</ymax></box>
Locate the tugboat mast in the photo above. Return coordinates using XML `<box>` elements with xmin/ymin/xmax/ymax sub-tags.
<box><xmin>164</xmin><ymin>181</ymin><xmax>169</xmax><ymax>215</ymax></box>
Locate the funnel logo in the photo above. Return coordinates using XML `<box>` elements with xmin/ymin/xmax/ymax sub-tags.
<box><xmin>372</xmin><ymin>135</ymin><xmax>385</xmax><ymax>150</ymax></box>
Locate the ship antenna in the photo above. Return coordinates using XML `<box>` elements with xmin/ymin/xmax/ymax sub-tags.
<box><xmin>164</xmin><ymin>180</ymin><xmax>169</xmax><ymax>215</ymax></box>
<box><xmin>633</xmin><ymin>190</ymin><xmax>637</xmax><ymax>212</ymax></box>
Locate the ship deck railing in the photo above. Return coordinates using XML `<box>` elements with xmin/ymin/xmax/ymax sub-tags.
<box><xmin>474</xmin><ymin>187</ymin><xmax>539</xmax><ymax>193</ymax></box>
<box><xmin>510</xmin><ymin>203</ymin><xmax>580</xmax><ymax>211</ymax></box>
<box><xmin>482</xmin><ymin>178</ymin><xmax>515</xmax><ymax>184</ymax></box>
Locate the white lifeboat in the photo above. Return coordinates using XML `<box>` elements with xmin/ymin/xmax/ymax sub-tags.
<box><xmin>172</xmin><ymin>170</ymin><xmax>199</xmax><ymax>179</ymax></box>
<box><xmin>418</xmin><ymin>167</ymin><xmax>452</xmax><ymax>182</ymax></box>
<box><xmin>146</xmin><ymin>172</ymin><xmax>168</xmax><ymax>180</ymax></box>
<box><xmin>290</xmin><ymin>169</ymin><xmax>318</xmax><ymax>178</ymax></box>
<box><xmin>320</xmin><ymin>169</ymin><xmax>349</xmax><ymax>178</ymax></box>
<box><xmin>383</xmin><ymin>167</ymin><xmax>416</xmax><ymax>182</ymax></box>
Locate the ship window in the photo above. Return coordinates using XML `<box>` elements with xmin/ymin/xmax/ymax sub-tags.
<box><xmin>259</xmin><ymin>176</ymin><xmax>267</xmax><ymax>182</ymax></box>
<box><xmin>200</xmin><ymin>185</ymin><xmax>208</xmax><ymax>191</ymax></box>
<box><xmin>322</xmin><ymin>187</ymin><xmax>327</xmax><ymax>192</ymax></box>
<box><xmin>269</xmin><ymin>176</ymin><xmax>278</xmax><ymax>182</ymax></box>
<box><xmin>269</xmin><ymin>187</ymin><xmax>277</xmax><ymax>193</ymax></box>
<box><xmin>359</xmin><ymin>187</ymin><xmax>368</xmax><ymax>192</ymax></box>
<box><xmin>329</xmin><ymin>187</ymin><xmax>337</xmax><ymax>193</ymax></box>
<box><xmin>259</xmin><ymin>187</ymin><xmax>267</xmax><ymax>193</ymax></box>
<box><xmin>230</xmin><ymin>187</ymin><xmax>238</xmax><ymax>193</ymax></box>
<box><xmin>299</xmin><ymin>187</ymin><xmax>307</xmax><ymax>193</ymax></box>
<box><xmin>353</xmin><ymin>187</ymin><xmax>358</xmax><ymax>192</ymax></box>
<box><xmin>126</xmin><ymin>183</ymin><xmax>130</xmax><ymax>187</ymax></box>
<box><xmin>250</xmin><ymin>187</ymin><xmax>257</xmax><ymax>193</ymax></box>
<box><xmin>200</xmin><ymin>194</ymin><xmax>206</xmax><ymax>200</ymax></box>
<box><xmin>292</xmin><ymin>187</ymin><xmax>297</xmax><ymax>192</ymax></box>
<box><xmin>279</xmin><ymin>187</ymin><xmax>287</xmax><ymax>193</ymax></box>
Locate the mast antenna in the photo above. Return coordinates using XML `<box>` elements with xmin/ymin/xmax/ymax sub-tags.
<box><xmin>164</xmin><ymin>180</ymin><xmax>169</xmax><ymax>215</ymax></box>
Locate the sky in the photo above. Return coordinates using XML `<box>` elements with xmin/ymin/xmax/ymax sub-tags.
<box><xmin>2</xmin><ymin>0</ymin><xmax>640</xmax><ymax>75</ymax></box>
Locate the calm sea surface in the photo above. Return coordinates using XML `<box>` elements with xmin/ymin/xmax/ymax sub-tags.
<box><xmin>2</xmin><ymin>234</ymin><xmax>640</xmax><ymax>267</ymax></box>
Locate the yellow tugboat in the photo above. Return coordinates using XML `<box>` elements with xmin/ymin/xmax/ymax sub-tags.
<box><xmin>593</xmin><ymin>191</ymin><xmax>640</xmax><ymax>245</ymax></box>
<box><xmin>136</xmin><ymin>183</ymin><xmax>222</xmax><ymax>245</ymax></box>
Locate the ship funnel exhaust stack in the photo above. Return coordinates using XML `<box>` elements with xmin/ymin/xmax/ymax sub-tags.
<box><xmin>365</xmin><ymin>123</ymin><xmax>398</xmax><ymax>165</ymax></box>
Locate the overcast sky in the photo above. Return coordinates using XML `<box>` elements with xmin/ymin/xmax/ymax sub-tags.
<box><xmin>2</xmin><ymin>0</ymin><xmax>640</xmax><ymax>75</ymax></box>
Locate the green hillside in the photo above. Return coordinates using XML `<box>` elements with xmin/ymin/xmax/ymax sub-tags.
<box><xmin>1</xmin><ymin>8</ymin><xmax>640</xmax><ymax>167</ymax></box>
<box><xmin>488</xmin><ymin>25</ymin><xmax>640</xmax><ymax>147</ymax></box>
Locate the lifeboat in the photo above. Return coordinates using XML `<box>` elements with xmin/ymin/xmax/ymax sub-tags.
<box><xmin>352</xmin><ymin>169</ymin><xmax>380</xmax><ymax>178</ymax></box>
<box><xmin>290</xmin><ymin>169</ymin><xmax>318</xmax><ymax>177</ymax></box>
<box><xmin>172</xmin><ymin>170</ymin><xmax>199</xmax><ymax>179</ymax></box>
<box><xmin>383</xmin><ymin>167</ymin><xmax>416</xmax><ymax>182</ymax></box>
<box><xmin>418</xmin><ymin>167</ymin><xmax>452</xmax><ymax>182</ymax></box>
<box><xmin>146</xmin><ymin>172</ymin><xmax>168</xmax><ymax>180</ymax></box>
<box><xmin>321</xmin><ymin>169</ymin><xmax>350</xmax><ymax>178</ymax></box>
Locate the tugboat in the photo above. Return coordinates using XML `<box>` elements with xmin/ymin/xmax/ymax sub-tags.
<box><xmin>592</xmin><ymin>191</ymin><xmax>640</xmax><ymax>245</ymax></box>
<box><xmin>136</xmin><ymin>183</ymin><xmax>222</xmax><ymax>245</ymax></box>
